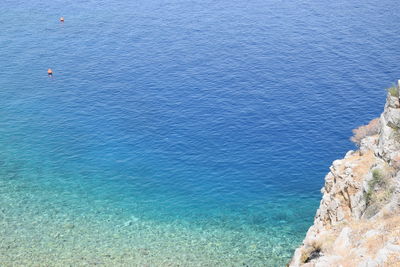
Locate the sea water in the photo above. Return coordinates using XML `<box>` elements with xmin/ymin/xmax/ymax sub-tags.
<box><xmin>0</xmin><ymin>0</ymin><xmax>399</xmax><ymax>265</ymax></box>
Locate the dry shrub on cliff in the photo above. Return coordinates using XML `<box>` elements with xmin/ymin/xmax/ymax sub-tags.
<box><xmin>350</xmin><ymin>118</ymin><xmax>380</xmax><ymax>146</ymax></box>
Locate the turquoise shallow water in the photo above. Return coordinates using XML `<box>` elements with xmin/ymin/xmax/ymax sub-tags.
<box><xmin>1</xmin><ymin>0</ymin><xmax>400</xmax><ymax>265</ymax></box>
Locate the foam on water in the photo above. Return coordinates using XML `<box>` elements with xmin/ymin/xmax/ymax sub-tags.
<box><xmin>1</xmin><ymin>0</ymin><xmax>399</xmax><ymax>265</ymax></box>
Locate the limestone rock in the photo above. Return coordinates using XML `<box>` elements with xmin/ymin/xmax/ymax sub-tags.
<box><xmin>289</xmin><ymin>90</ymin><xmax>400</xmax><ymax>266</ymax></box>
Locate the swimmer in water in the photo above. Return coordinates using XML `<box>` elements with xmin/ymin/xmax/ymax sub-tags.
<box><xmin>47</xmin><ymin>68</ymin><xmax>53</xmax><ymax>76</ymax></box>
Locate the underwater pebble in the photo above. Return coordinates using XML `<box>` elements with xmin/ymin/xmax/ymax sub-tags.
<box><xmin>64</xmin><ymin>223</ymin><xmax>75</xmax><ymax>229</ymax></box>
<box><xmin>124</xmin><ymin>221</ymin><xmax>133</xmax><ymax>227</ymax></box>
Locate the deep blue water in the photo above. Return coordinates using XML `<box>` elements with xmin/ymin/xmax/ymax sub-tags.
<box><xmin>1</xmin><ymin>0</ymin><xmax>400</xmax><ymax>265</ymax></box>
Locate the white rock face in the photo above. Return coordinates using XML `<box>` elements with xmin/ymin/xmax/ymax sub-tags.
<box><xmin>289</xmin><ymin>90</ymin><xmax>400</xmax><ymax>266</ymax></box>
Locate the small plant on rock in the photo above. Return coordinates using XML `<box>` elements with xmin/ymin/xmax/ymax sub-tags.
<box><xmin>386</xmin><ymin>85</ymin><xmax>399</xmax><ymax>97</ymax></box>
<box><xmin>370</xmin><ymin>169</ymin><xmax>384</xmax><ymax>187</ymax></box>
<box><xmin>365</xmin><ymin>169</ymin><xmax>385</xmax><ymax>205</ymax></box>
<box><xmin>364</xmin><ymin>168</ymin><xmax>394</xmax><ymax>218</ymax></box>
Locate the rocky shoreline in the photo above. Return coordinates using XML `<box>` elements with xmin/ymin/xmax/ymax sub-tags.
<box><xmin>289</xmin><ymin>83</ymin><xmax>400</xmax><ymax>266</ymax></box>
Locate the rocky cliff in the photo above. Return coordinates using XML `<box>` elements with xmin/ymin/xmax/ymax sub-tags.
<box><xmin>290</xmin><ymin>84</ymin><xmax>400</xmax><ymax>266</ymax></box>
